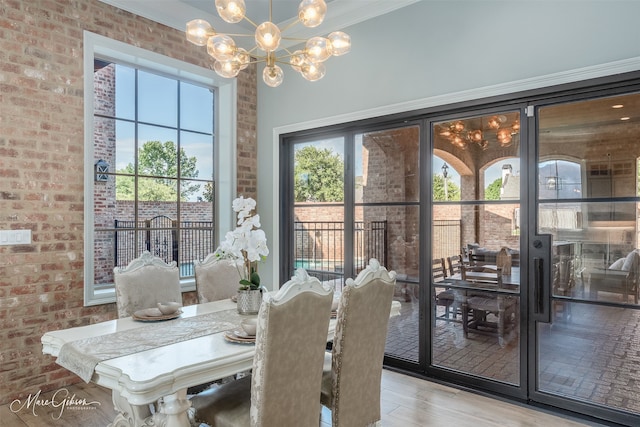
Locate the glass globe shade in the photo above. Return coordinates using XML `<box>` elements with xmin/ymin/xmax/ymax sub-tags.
<box><xmin>497</xmin><ymin>129</ymin><xmax>513</xmax><ymax>146</ymax></box>
<box><xmin>215</xmin><ymin>0</ymin><xmax>246</xmax><ymax>23</ymax></box>
<box><xmin>328</xmin><ymin>31</ymin><xmax>351</xmax><ymax>56</ymax></box>
<box><xmin>235</xmin><ymin>48</ymin><xmax>251</xmax><ymax>70</ymax></box>
<box><xmin>290</xmin><ymin>50</ymin><xmax>305</xmax><ymax>72</ymax></box>
<box><xmin>214</xmin><ymin>60</ymin><xmax>241</xmax><ymax>78</ymax></box>
<box><xmin>468</xmin><ymin>129</ymin><xmax>483</xmax><ymax>143</ymax></box>
<box><xmin>452</xmin><ymin>135</ymin><xmax>466</xmax><ymax>149</ymax></box>
<box><xmin>255</xmin><ymin>22</ymin><xmax>281</xmax><ymax>52</ymax></box>
<box><xmin>298</xmin><ymin>0</ymin><xmax>327</xmax><ymax>28</ymax></box>
<box><xmin>186</xmin><ymin>19</ymin><xmax>212</xmax><ymax>46</ymax></box>
<box><xmin>263</xmin><ymin>64</ymin><xmax>284</xmax><ymax>87</ymax></box>
<box><xmin>301</xmin><ymin>61</ymin><xmax>326</xmax><ymax>81</ymax></box>
<box><xmin>453</xmin><ymin>121</ymin><xmax>465</xmax><ymax>132</ymax></box>
<box><xmin>305</xmin><ymin>37</ymin><xmax>332</xmax><ymax>63</ymax></box>
<box><xmin>207</xmin><ymin>34</ymin><xmax>236</xmax><ymax>62</ymax></box>
<box><xmin>488</xmin><ymin>116</ymin><xmax>501</xmax><ymax>129</ymax></box>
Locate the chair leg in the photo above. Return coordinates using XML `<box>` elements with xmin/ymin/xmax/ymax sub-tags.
<box><xmin>462</xmin><ymin>302</ymin><xmax>469</xmax><ymax>338</ymax></box>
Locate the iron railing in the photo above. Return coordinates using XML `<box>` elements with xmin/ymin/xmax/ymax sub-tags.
<box><xmin>114</xmin><ymin>215</ymin><xmax>214</xmax><ymax>277</ymax></box>
<box><xmin>294</xmin><ymin>220</ymin><xmax>387</xmax><ymax>283</ymax></box>
<box><xmin>433</xmin><ymin>219</ymin><xmax>462</xmax><ymax>261</ymax></box>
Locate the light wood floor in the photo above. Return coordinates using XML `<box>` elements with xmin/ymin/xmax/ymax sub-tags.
<box><xmin>2</xmin><ymin>370</ymin><xmax>600</xmax><ymax>427</ymax></box>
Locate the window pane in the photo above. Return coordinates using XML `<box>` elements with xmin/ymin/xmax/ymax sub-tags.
<box><xmin>434</xmin><ymin>112</ymin><xmax>521</xmax><ymax>202</ymax></box>
<box><xmin>94</xmin><ymin>61</ymin><xmax>116</xmax><ymax>117</ymax></box>
<box><xmin>363</xmin><ymin>205</ymin><xmax>418</xmax><ymax>279</ymax></box>
<box><xmin>356</xmin><ymin>126</ymin><xmax>419</xmax><ymax>203</ymax></box>
<box><xmin>180</xmin><ymin>82</ymin><xmax>213</xmax><ymax>134</ymax></box>
<box><xmin>138</xmin><ymin>70</ymin><xmax>177</xmax><ymax>127</ymax></box>
<box><xmin>115</xmin><ymin>119</ymin><xmax>135</xmax><ymax>174</ymax></box>
<box><xmin>138</xmin><ymin>125</ymin><xmax>179</xmax><ymax>178</ymax></box>
<box><xmin>180</xmin><ymin>179</ymin><xmax>210</xmax><ymax>203</ymax></box>
<box><xmin>137</xmin><ymin>177</ymin><xmax>178</xmax><ymax>202</ymax></box>
<box><xmin>293</xmin><ymin>206</ymin><xmax>345</xmax><ymax>282</ymax></box>
<box><xmin>115</xmin><ymin>63</ymin><xmax>135</xmax><ymax>120</ymax></box>
<box><xmin>181</xmin><ymin>131</ymin><xmax>213</xmax><ymax>180</ymax></box>
<box><xmin>294</xmin><ymin>138</ymin><xmax>344</xmax><ymax>203</ymax></box>
<box><xmin>539</xmin><ymin>160</ymin><xmax>582</xmax><ymax>199</ymax></box>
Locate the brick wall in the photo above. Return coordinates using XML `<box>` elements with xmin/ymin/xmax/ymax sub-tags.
<box><xmin>0</xmin><ymin>0</ymin><xmax>257</xmax><ymax>405</ymax></box>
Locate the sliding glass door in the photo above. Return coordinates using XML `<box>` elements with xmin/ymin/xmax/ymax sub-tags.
<box><xmin>285</xmin><ymin>124</ymin><xmax>422</xmax><ymax>366</ymax></box>
<box><xmin>430</xmin><ymin>110</ymin><xmax>522</xmax><ymax>387</ymax></box>
<box><xmin>532</xmin><ymin>92</ymin><xmax>640</xmax><ymax>424</ymax></box>
<box><xmin>281</xmin><ymin>77</ymin><xmax>640</xmax><ymax>426</ymax></box>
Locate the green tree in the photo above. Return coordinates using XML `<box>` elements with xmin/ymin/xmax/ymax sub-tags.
<box><xmin>294</xmin><ymin>146</ymin><xmax>344</xmax><ymax>202</ymax></box>
<box><xmin>203</xmin><ymin>182</ymin><xmax>214</xmax><ymax>202</ymax></box>
<box><xmin>485</xmin><ymin>177</ymin><xmax>503</xmax><ymax>200</ymax></box>
<box><xmin>116</xmin><ymin>140</ymin><xmax>200</xmax><ymax>201</ymax></box>
<box><xmin>432</xmin><ymin>174</ymin><xmax>461</xmax><ymax>201</ymax></box>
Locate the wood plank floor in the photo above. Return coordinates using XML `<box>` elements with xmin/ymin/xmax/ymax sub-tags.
<box><xmin>2</xmin><ymin>370</ymin><xmax>600</xmax><ymax>426</ymax></box>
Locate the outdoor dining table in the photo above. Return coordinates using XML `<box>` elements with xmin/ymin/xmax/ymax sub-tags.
<box><xmin>445</xmin><ymin>265</ymin><xmax>521</xmax><ymax>290</ymax></box>
<box><xmin>441</xmin><ymin>266</ymin><xmax>520</xmax><ymax>341</ymax></box>
<box><xmin>41</xmin><ymin>295</ymin><xmax>401</xmax><ymax>427</ymax></box>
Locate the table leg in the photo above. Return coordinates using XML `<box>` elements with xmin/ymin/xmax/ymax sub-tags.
<box><xmin>109</xmin><ymin>390</ymin><xmax>153</xmax><ymax>427</ymax></box>
<box><xmin>108</xmin><ymin>389</ymin><xmax>191</xmax><ymax>427</ymax></box>
<box><xmin>153</xmin><ymin>389</ymin><xmax>192</xmax><ymax>427</ymax></box>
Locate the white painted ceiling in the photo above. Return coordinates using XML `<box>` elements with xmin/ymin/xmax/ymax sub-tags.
<box><xmin>98</xmin><ymin>0</ymin><xmax>417</xmax><ymax>50</ymax></box>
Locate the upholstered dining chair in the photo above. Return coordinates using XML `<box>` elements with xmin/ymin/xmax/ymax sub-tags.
<box><xmin>320</xmin><ymin>258</ymin><xmax>396</xmax><ymax>427</ymax></box>
<box><xmin>113</xmin><ymin>251</ymin><xmax>182</xmax><ymax>318</ymax></box>
<box><xmin>194</xmin><ymin>254</ymin><xmax>243</xmax><ymax>303</ymax></box>
<box><xmin>189</xmin><ymin>268</ymin><xmax>333</xmax><ymax>427</ymax></box>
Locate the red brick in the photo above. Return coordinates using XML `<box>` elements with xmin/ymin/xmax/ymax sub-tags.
<box><xmin>0</xmin><ymin>0</ymin><xmax>256</xmax><ymax>406</ymax></box>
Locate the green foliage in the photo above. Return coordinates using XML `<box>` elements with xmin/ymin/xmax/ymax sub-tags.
<box><xmin>239</xmin><ymin>267</ymin><xmax>261</xmax><ymax>290</ymax></box>
<box><xmin>115</xmin><ymin>140</ymin><xmax>200</xmax><ymax>201</ymax></box>
<box><xmin>485</xmin><ymin>177</ymin><xmax>503</xmax><ymax>200</ymax></box>
<box><xmin>432</xmin><ymin>174</ymin><xmax>461</xmax><ymax>201</ymax></box>
<box><xmin>294</xmin><ymin>146</ymin><xmax>344</xmax><ymax>202</ymax></box>
<box><xmin>203</xmin><ymin>182</ymin><xmax>214</xmax><ymax>202</ymax></box>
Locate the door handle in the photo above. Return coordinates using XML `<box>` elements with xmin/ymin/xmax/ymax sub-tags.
<box><xmin>531</xmin><ymin>235</ymin><xmax>552</xmax><ymax>323</ymax></box>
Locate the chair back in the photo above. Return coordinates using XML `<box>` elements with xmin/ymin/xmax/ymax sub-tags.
<box><xmin>194</xmin><ymin>254</ymin><xmax>243</xmax><ymax>303</ymax></box>
<box><xmin>113</xmin><ymin>251</ymin><xmax>182</xmax><ymax>318</ymax></box>
<box><xmin>432</xmin><ymin>258</ymin><xmax>447</xmax><ymax>283</ymax></box>
<box><xmin>250</xmin><ymin>268</ymin><xmax>333</xmax><ymax>427</ymax></box>
<box><xmin>461</xmin><ymin>265</ymin><xmax>503</xmax><ymax>287</ymax></box>
<box><xmin>447</xmin><ymin>254</ymin><xmax>464</xmax><ymax>276</ymax></box>
<box><xmin>329</xmin><ymin>259</ymin><xmax>396</xmax><ymax>426</ymax></box>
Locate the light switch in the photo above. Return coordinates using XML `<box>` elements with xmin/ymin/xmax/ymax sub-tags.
<box><xmin>0</xmin><ymin>229</ymin><xmax>31</xmax><ymax>246</ymax></box>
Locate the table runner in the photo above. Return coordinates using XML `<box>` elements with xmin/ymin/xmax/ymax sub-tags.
<box><xmin>56</xmin><ymin>308</ymin><xmax>246</xmax><ymax>382</ymax></box>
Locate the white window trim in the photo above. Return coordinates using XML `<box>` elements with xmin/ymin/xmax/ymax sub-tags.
<box><xmin>83</xmin><ymin>31</ymin><xmax>237</xmax><ymax>306</ymax></box>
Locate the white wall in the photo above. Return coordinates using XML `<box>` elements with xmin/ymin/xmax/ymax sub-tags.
<box><xmin>256</xmin><ymin>0</ymin><xmax>640</xmax><ymax>287</ymax></box>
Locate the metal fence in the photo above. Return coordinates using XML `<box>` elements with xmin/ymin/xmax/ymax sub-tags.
<box><xmin>294</xmin><ymin>220</ymin><xmax>387</xmax><ymax>284</ymax></box>
<box><xmin>433</xmin><ymin>219</ymin><xmax>462</xmax><ymax>261</ymax></box>
<box><xmin>114</xmin><ymin>215</ymin><xmax>214</xmax><ymax>277</ymax></box>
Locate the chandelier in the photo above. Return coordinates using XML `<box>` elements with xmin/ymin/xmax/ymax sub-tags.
<box><xmin>185</xmin><ymin>0</ymin><xmax>351</xmax><ymax>87</ymax></box>
<box><xmin>438</xmin><ymin>115</ymin><xmax>520</xmax><ymax>150</ymax></box>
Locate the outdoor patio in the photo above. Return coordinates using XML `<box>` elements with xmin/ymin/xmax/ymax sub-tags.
<box><xmin>385</xmin><ymin>292</ymin><xmax>640</xmax><ymax>415</ymax></box>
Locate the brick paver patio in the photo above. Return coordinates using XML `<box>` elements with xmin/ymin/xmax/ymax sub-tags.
<box><xmin>385</xmin><ymin>294</ymin><xmax>640</xmax><ymax>416</ymax></box>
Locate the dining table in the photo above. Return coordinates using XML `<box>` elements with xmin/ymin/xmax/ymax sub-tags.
<box><xmin>41</xmin><ymin>295</ymin><xmax>401</xmax><ymax>427</ymax></box>
<box><xmin>440</xmin><ymin>266</ymin><xmax>520</xmax><ymax>342</ymax></box>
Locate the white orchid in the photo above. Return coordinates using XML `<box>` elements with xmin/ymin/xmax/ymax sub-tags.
<box><xmin>215</xmin><ymin>196</ymin><xmax>269</xmax><ymax>290</ymax></box>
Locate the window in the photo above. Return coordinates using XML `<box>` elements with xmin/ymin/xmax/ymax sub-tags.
<box><xmin>84</xmin><ymin>32</ymin><xmax>237</xmax><ymax>305</ymax></box>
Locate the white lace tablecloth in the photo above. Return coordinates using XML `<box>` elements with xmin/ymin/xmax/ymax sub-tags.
<box><xmin>56</xmin><ymin>308</ymin><xmax>245</xmax><ymax>382</ymax></box>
